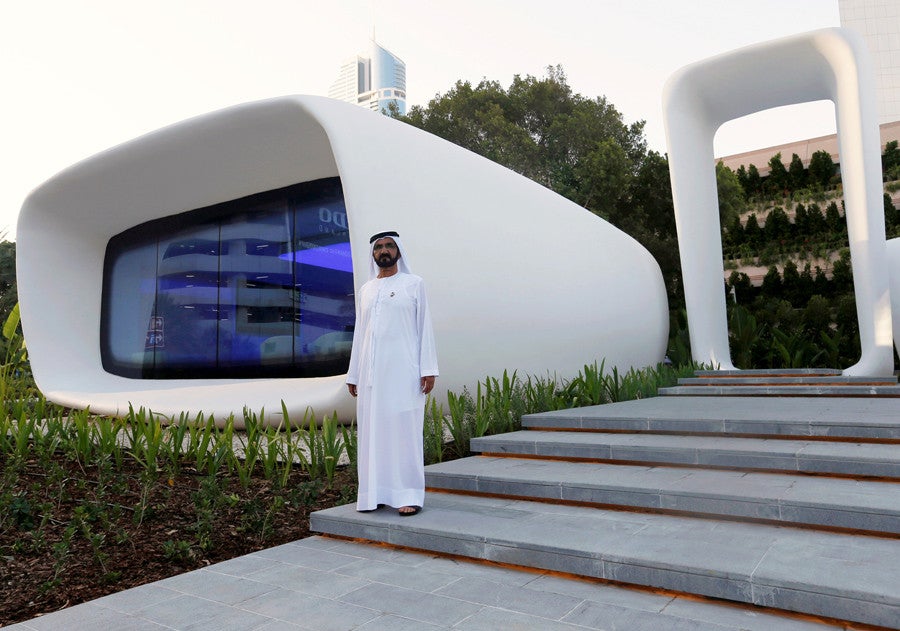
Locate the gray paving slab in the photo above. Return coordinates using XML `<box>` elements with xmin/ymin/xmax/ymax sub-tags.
<box><xmin>311</xmin><ymin>493</ymin><xmax>900</xmax><ymax>627</ymax></box>
<box><xmin>238</xmin><ymin>586</ymin><xmax>378</xmax><ymax>630</ymax></box>
<box><xmin>661</xmin><ymin>384</ymin><xmax>900</xmax><ymax>397</ymax></box>
<box><xmin>425</xmin><ymin>456</ymin><xmax>900</xmax><ymax>533</ymax></box>
<box><xmin>694</xmin><ymin>369</ymin><xmax>843</xmax><ymax>376</ymax></box>
<box><xmin>435</xmin><ymin>575</ymin><xmax>584</xmax><ymax>619</ymax></box>
<box><xmin>678</xmin><ymin>376</ymin><xmax>898</xmax><ymax>385</ymax></box>
<box><xmin>340</xmin><ymin>582</ymin><xmax>483</xmax><ymax>627</ymax></box>
<box><xmin>355</xmin><ymin>614</ymin><xmax>449</xmax><ymax>630</ymax></box>
<box><xmin>522</xmin><ymin>396</ymin><xmax>900</xmax><ymax>438</ymax></box>
<box><xmin>2</xmin><ymin>535</ymin><xmax>851</xmax><ymax>631</ymax></box>
<box><xmin>470</xmin><ymin>430</ymin><xmax>900</xmax><ymax>477</ymax></box>
<box><xmin>8</xmin><ymin>602</ymin><xmax>172</xmax><ymax>630</ymax></box>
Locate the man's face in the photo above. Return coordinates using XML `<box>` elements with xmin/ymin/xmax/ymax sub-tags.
<box><xmin>372</xmin><ymin>237</ymin><xmax>400</xmax><ymax>269</ymax></box>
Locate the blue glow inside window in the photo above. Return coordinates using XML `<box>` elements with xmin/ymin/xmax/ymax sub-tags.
<box><xmin>101</xmin><ymin>178</ymin><xmax>354</xmax><ymax>379</ymax></box>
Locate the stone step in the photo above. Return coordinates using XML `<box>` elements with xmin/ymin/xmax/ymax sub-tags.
<box><xmin>663</xmin><ymin>370</ymin><xmax>900</xmax><ymax>397</ymax></box>
<box><xmin>522</xmin><ymin>396</ymin><xmax>900</xmax><ymax>440</ymax></box>
<box><xmin>677</xmin><ymin>376</ymin><xmax>898</xmax><ymax>386</ymax></box>
<box><xmin>310</xmin><ymin>492</ymin><xmax>900</xmax><ymax>628</ymax></box>
<box><xmin>659</xmin><ymin>384</ymin><xmax>900</xmax><ymax>397</ymax></box>
<box><xmin>695</xmin><ymin>369</ymin><xmax>844</xmax><ymax>377</ymax></box>
<box><xmin>425</xmin><ymin>456</ymin><xmax>900</xmax><ymax>534</ymax></box>
<box><xmin>469</xmin><ymin>430</ymin><xmax>900</xmax><ymax>478</ymax></box>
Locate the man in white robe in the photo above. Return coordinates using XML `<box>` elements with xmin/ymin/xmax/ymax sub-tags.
<box><xmin>346</xmin><ymin>231</ymin><xmax>438</xmax><ymax>515</ymax></box>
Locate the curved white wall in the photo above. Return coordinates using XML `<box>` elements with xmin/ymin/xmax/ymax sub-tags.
<box><xmin>663</xmin><ymin>28</ymin><xmax>893</xmax><ymax>375</ymax></box>
<box><xmin>17</xmin><ymin>96</ymin><xmax>668</xmax><ymax>425</ymax></box>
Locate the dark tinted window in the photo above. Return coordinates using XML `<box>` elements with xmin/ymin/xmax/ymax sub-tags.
<box><xmin>101</xmin><ymin>178</ymin><xmax>354</xmax><ymax>379</ymax></box>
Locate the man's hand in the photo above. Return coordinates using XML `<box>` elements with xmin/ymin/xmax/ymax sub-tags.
<box><xmin>347</xmin><ymin>383</ymin><xmax>357</xmax><ymax>397</ymax></box>
<box><xmin>421</xmin><ymin>375</ymin><xmax>436</xmax><ymax>395</ymax></box>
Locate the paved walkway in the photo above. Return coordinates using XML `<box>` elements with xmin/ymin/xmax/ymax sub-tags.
<box><xmin>4</xmin><ymin>535</ymin><xmax>840</xmax><ymax>630</ymax></box>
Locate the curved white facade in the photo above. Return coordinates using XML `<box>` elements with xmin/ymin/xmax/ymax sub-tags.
<box><xmin>17</xmin><ymin>96</ymin><xmax>667</xmax><ymax>424</ymax></box>
<box><xmin>663</xmin><ymin>28</ymin><xmax>893</xmax><ymax>375</ymax></box>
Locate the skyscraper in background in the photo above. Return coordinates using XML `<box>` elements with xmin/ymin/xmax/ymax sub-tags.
<box><xmin>839</xmin><ymin>0</ymin><xmax>900</xmax><ymax>124</ymax></box>
<box><xmin>328</xmin><ymin>40</ymin><xmax>407</xmax><ymax>116</ymax></box>
<box><xmin>718</xmin><ymin>0</ymin><xmax>900</xmax><ymax>171</ymax></box>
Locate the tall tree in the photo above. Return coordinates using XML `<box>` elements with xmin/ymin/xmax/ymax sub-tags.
<box><xmin>397</xmin><ymin>65</ymin><xmax>684</xmax><ymax>303</ymax></box>
<box><xmin>401</xmin><ymin>66</ymin><xmax>646</xmax><ymax>205</ymax></box>
<box><xmin>716</xmin><ymin>161</ymin><xmax>747</xmax><ymax>227</ymax></box>
<box><xmin>883</xmin><ymin>140</ymin><xmax>900</xmax><ymax>179</ymax></box>
<box><xmin>781</xmin><ymin>259</ymin><xmax>801</xmax><ymax>306</ymax></box>
<box><xmin>825</xmin><ymin>201</ymin><xmax>845</xmax><ymax>235</ymax></box>
<box><xmin>885</xmin><ymin>193</ymin><xmax>899</xmax><ymax>233</ymax></box>
<box><xmin>793</xmin><ymin>203</ymin><xmax>809</xmax><ymax>237</ymax></box>
<box><xmin>789</xmin><ymin>153</ymin><xmax>807</xmax><ymax>190</ymax></box>
<box><xmin>764</xmin><ymin>207</ymin><xmax>791</xmax><ymax>243</ymax></box>
<box><xmin>743</xmin><ymin>213</ymin><xmax>762</xmax><ymax>247</ymax></box>
<box><xmin>807</xmin><ymin>203</ymin><xmax>827</xmax><ymax>235</ymax></box>
<box><xmin>761</xmin><ymin>265</ymin><xmax>783</xmax><ymax>299</ymax></box>
<box><xmin>808</xmin><ymin>150</ymin><xmax>836</xmax><ymax>189</ymax></box>
<box><xmin>736</xmin><ymin>165</ymin><xmax>749</xmax><ymax>191</ymax></box>
<box><xmin>746</xmin><ymin>164</ymin><xmax>762</xmax><ymax>197</ymax></box>
<box><xmin>766</xmin><ymin>152</ymin><xmax>789</xmax><ymax>195</ymax></box>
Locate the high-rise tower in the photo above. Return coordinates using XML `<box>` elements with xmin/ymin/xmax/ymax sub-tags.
<box><xmin>328</xmin><ymin>40</ymin><xmax>407</xmax><ymax>116</ymax></box>
<box><xmin>839</xmin><ymin>0</ymin><xmax>900</xmax><ymax>124</ymax></box>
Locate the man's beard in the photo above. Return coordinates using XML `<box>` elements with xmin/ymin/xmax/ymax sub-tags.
<box><xmin>375</xmin><ymin>253</ymin><xmax>399</xmax><ymax>268</ymax></box>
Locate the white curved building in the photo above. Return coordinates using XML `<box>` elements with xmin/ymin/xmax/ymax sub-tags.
<box><xmin>664</xmin><ymin>27</ymin><xmax>893</xmax><ymax>375</ymax></box>
<box><xmin>17</xmin><ymin>96</ymin><xmax>668</xmax><ymax>425</ymax></box>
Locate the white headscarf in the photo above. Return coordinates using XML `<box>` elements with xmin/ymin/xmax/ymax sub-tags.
<box><xmin>368</xmin><ymin>230</ymin><xmax>412</xmax><ymax>280</ymax></box>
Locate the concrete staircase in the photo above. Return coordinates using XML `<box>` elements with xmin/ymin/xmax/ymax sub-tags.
<box><xmin>660</xmin><ymin>367</ymin><xmax>900</xmax><ymax>397</ymax></box>
<box><xmin>311</xmin><ymin>372</ymin><xmax>900</xmax><ymax>628</ymax></box>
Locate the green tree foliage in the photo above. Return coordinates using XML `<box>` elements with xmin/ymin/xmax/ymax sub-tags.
<box><xmin>728</xmin><ymin>305</ymin><xmax>761</xmax><ymax>369</ymax></box>
<box><xmin>576</xmin><ymin>140</ymin><xmax>632</xmax><ymax>219</ymax></box>
<box><xmin>763</xmin><ymin>207</ymin><xmax>791</xmax><ymax>243</ymax></box>
<box><xmin>743</xmin><ymin>213</ymin><xmax>762</xmax><ymax>247</ymax></box>
<box><xmin>789</xmin><ymin>153</ymin><xmax>807</xmax><ymax>190</ymax></box>
<box><xmin>793</xmin><ymin>203</ymin><xmax>809</xmax><ymax>237</ymax></box>
<box><xmin>882</xmin><ymin>139</ymin><xmax>900</xmax><ymax>180</ymax></box>
<box><xmin>727</xmin><ymin>271</ymin><xmax>754</xmax><ymax>304</ymax></box>
<box><xmin>781</xmin><ymin>259</ymin><xmax>801</xmax><ymax>305</ymax></box>
<box><xmin>798</xmin><ymin>263</ymin><xmax>814</xmax><ymax>305</ymax></box>
<box><xmin>825</xmin><ymin>201</ymin><xmax>845</xmax><ymax>235</ymax></box>
<box><xmin>715</xmin><ymin>162</ymin><xmax>746</xmax><ymax>226</ymax></box>
<box><xmin>761</xmin><ymin>265</ymin><xmax>783</xmax><ymax>299</ymax></box>
<box><xmin>806</xmin><ymin>203</ymin><xmax>827</xmax><ymax>235</ymax></box>
<box><xmin>0</xmin><ymin>241</ymin><xmax>16</xmax><ymax>326</ymax></box>
<box><xmin>803</xmin><ymin>295</ymin><xmax>831</xmax><ymax>334</ymax></box>
<box><xmin>402</xmin><ymin>66</ymin><xmax>646</xmax><ymax>199</ymax></box>
<box><xmin>766</xmin><ymin>152</ymin><xmax>789</xmax><ymax>195</ymax></box>
<box><xmin>807</xmin><ymin>150</ymin><xmax>836</xmax><ymax>189</ymax></box>
<box><xmin>628</xmin><ymin>150</ymin><xmax>683</xmax><ymax>300</ymax></box>
<box><xmin>885</xmin><ymin>193</ymin><xmax>899</xmax><ymax>233</ymax></box>
<box><xmin>736</xmin><ymin>165</ymin><xmax>749</xmax><ymax>191</ymax></box>
<box><xmin>813</xmin><ymin>265</ymin><xmax>829</xmax><ymax>295</ymax></box>
<box><xmin>830</xmin><ymin>249</ymin><xmax>853</xmax><ymax>294</ymax></box>
<box><xmin>746</xmin><ymin>164</ymin><xmax>762</xmax><ymax>197</ymax></box>
<box><xmin>398</xmin><ymin>65</ymin><xmax>685</xmax><ymax>303</ymax></box>
<box><xmin>723</xmin><ymin>215</ymin><xmax>744</xmax><ymax>249</ymax></box>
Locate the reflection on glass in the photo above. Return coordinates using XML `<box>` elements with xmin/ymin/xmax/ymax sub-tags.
<box><xmin>101</xmin><ymin>178</ymin><xmax>354</xmax><ymax>379</ymax></box>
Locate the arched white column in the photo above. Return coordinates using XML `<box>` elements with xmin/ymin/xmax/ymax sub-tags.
<box><xmin>663</xmin><ymin>28</ymin><xmax>893</xmax><ymax>376</ymax></box>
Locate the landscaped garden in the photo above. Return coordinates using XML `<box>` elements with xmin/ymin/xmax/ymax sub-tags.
<box><xmin>0</xmin><ymin>295</ymin><xmax>696</xmax><ymax>626</ymax></box>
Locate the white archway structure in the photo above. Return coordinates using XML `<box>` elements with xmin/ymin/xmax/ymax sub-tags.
<box><xmin>663</xmin><ymin>28</ymin><xmax>893</xmax><ymax>375</ymax></box>
<box><xmin>17</xmin><ymin>96</ymin><xmax>668</xmax><ymax>425</ymax></box>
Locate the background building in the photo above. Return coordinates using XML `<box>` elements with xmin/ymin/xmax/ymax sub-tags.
<box><xmin>718</xmin><ymin>0</ymin><xmax>900</xmax><ymax>174</ymax></box>
<box><xmin>839</xmin><ymin>0</ymin><xmax>900</xmax><ymax>125</ymax></box>
<box><xmin>328</xmin><ymin>39</ymin><xmax>407</xmax><ymax>115</ymax></box>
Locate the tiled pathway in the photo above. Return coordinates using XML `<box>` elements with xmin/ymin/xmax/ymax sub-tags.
<box><xmin>4</xmin><ymin>536</ymin><xmax>839</xmax><ymax>630</ymax></box>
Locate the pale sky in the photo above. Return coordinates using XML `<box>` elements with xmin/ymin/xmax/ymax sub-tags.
<box><xmin>3</xmin><ymin>0</ymin><xmax>841</xmax><ymax>240</ymax></box>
